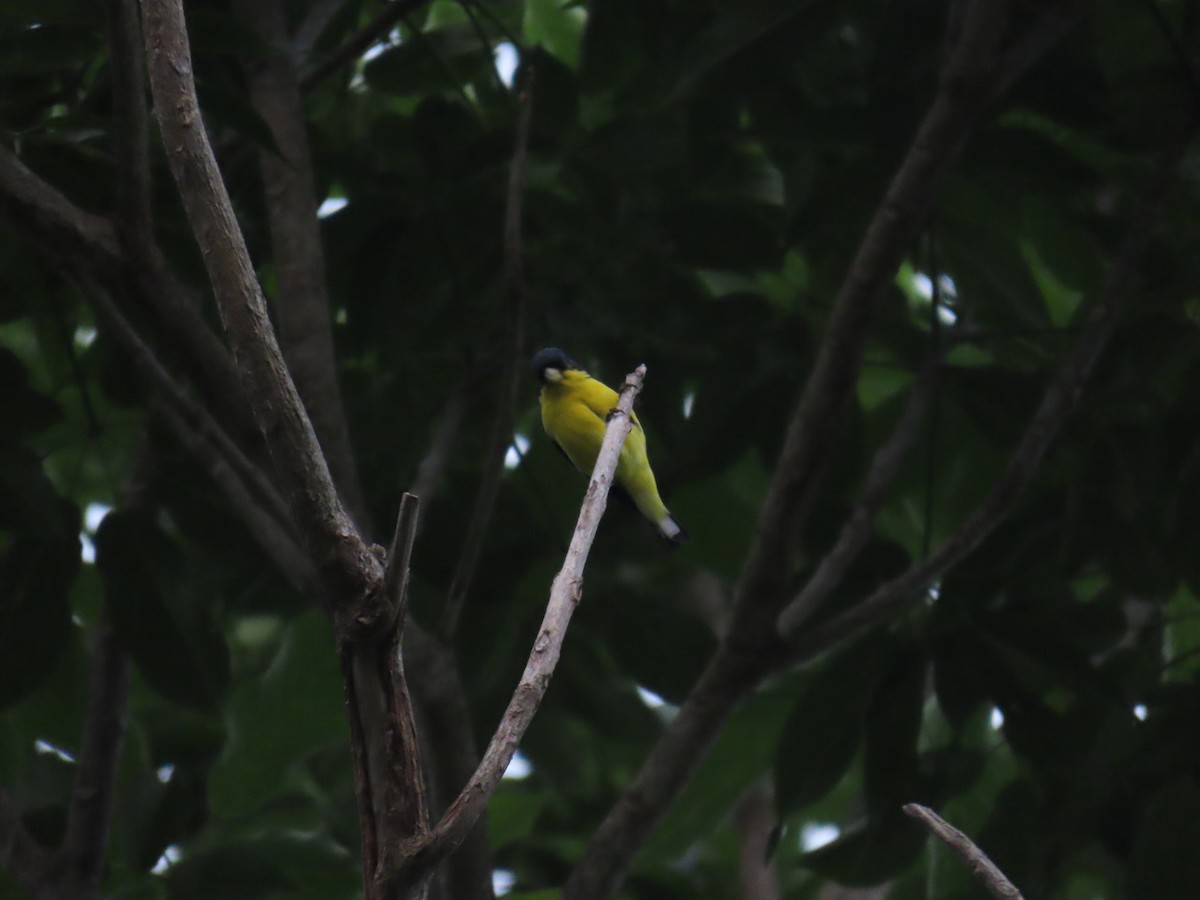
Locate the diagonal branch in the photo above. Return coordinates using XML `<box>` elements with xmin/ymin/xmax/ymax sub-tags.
<box><xmin>0</xmin><ymin>145</ymin><xmax>118</xmax><ymax>258</ymax></box>
<box><xmin>140</xmin><ymin>0</ymin><xmax>380</xmax><ymax>611</ymax></box>
<box><xmin>88</xmin><ymin>285</ymin><xmax>293</xmax><ymax>531</ymax></box>
<box><xmin>904</xmin><ymin>804</ymin><xmax>1023</xmax><ymax>900</ymax></box>
<box><xmin>440</xmin><ymin>71</ymin><xmax>534</xmax><ymax>640</ymax></box>
<box><xmin>784</xmin><ymin>132</ymin><xmax>1189</xmax><ymax>657</ymax></box>
<box><xmin>0</xmin><ymin>144</ymin><xmax>265</xmax><ymax>455</ymax></box>
<box><xmin>301</xmin><ymin>0</ymin><xmax>437</xmax><ymax>90</ymax></box>
<box><xmin>776</xmin><ymin>357</ymin><xmax>940</xmax><ymax>636</ymax></box>
<box><xmin>727</xmin><ymin>0</ymin><xmax>1017</xmax><ymax>640</ymax></box>
<box><xmin>80</xmin><ymin>273</ymin><xmax>321</xmax><ymax>597</ymax></box>
<box><xmin>391</xmin><ymin>365</ymin><xmax>646</xmax><ymax>892</ymax></box>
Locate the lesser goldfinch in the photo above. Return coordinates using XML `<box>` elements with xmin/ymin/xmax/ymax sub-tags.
<box><xmin>531</xmin><ymin>348</ymin><xmax>689</xmax><ymax>544</ymax></box>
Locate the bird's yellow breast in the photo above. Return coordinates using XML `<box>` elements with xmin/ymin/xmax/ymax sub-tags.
<box><xmin>538</xmin><ymin>370</ymin><xmax>648</xmax><ymax>476</ymax></box>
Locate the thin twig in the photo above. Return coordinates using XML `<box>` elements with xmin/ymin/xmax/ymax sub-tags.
<box><xmin>141</xmin><ymin>0</ymin><xmax>380</xmax><ymax>608</ymax></box>
<box><xmin>395</xmin><ymin>365</ymin><xmax>646</xmax><ymax>888</ymax></box>
<box><xmin>301</xmin><ymin>0</ymin><xmax>436</xmax><ymax>90</ymax></box>
<box><xmin>904</xmin><ymin>804</ymin><xmax>1023</xmax><ymax>899</ymax></box>
<box><xmin>776</xmin><ymin>358</ymin><xmax>940</xmax><ymax>637</ymax></box>
<box><xmin>439</xmin><ymin>71</ymin><xmax>535</xmax><ymax>641</ymax></box>
<box><xmin>384</xmin><ymin>493</ymin><xmax>420</xmax><ymax>625</ymax></box>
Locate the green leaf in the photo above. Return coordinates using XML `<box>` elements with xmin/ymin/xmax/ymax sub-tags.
<box><xmin>0</xmin><ymin>531</ymin><xmax>78</xmax><ymax>709</ymax></box>
<box><xmin>775</xmin><ymin>632</ymin><xmax>892</xmax><ymax>817</ymax></box>
<box><xmin>95</xmin><ymin>511</ymin><xmax>230</xmax><ymax>712</ymax></box>
<box><xmin>802</xmin><ymin>810</ymin><xmax>925</xmax><ymax>885</ymax></box>
<box><xmin>863</xmin><ymin>644</ymin><xmax>926</xmax><ymax>817</ymax></box>
<box><xmin>489</xmin><ymin>785</ymin><xmax>543</xmax><ymax>850</ymax></box>
<box><xmin>0</xmin><ymin>439</ymin><xmax>72</xmax><ymax>537</ymax></box>
<box><xmin>647</xmin><ymin>674</ymin><xmax>800</xmax><ymax>858</ymax></box>
<box><xmin>524</xmin><ymin>0</ymin><xmax>586</xmax><ymax>69</ymax></box>
<box><xmin>207</xmin><ymin>611</ymin><xmax>347</xmax><ymax>817</ymax></box>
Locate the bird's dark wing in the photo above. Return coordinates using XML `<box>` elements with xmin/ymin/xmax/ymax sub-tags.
<box><xmin>550</xmin><ymin>437</ymin><xmax>578</xmax><ymax>470</ymax></box>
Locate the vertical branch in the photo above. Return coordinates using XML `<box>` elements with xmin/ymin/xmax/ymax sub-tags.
<box><xmin>102</xmin><ymin>0</ymin><xmax>154</xmax><ymax>259</ymax></box>
<box><xmin>342</xmin><ymin>494</ymin><xmax>430</xmax><ymax>900</ymax></box>
<box><xmin>61</xmin><ymin>621</ymin><xmax>132</xmax><ymax>897</ymax></box>
<box><xmin>0</xmin><ymin>793</ymin><xmax>52</xmax><ymax>897</ymax></box>
<box><xmin>439</xmin><ymin>71</ymin><xmax>535</xmax><ymax>640</ymax></box>
<box><xmin>232</xmin><ymin>0</ymin><xmax>369</xmax><ymax>527</ymax></box>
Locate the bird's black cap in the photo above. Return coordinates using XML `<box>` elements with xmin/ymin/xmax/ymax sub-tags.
<box><xmin>531</xmin><ymin>347</ymin><xmax>580</xmax><ymax>382</ymax></box>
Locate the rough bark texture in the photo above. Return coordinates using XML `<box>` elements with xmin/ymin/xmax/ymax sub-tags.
<box><xmin>233</xmin><ymin>0</ymin><xmax>368</xmax><ymax>527</ymax></box>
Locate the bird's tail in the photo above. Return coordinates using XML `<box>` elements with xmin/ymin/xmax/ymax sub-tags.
<box><xmin>657</xmin><ymin>512</ymin><xmax>690</xmax><ymax>546</ymax></box>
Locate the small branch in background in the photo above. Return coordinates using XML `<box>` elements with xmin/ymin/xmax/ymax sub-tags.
<box><xmin>988</xmin><ymin>2</ymin><xmax>1081</xmax><ymax>102</ymax></box>
<box><xmin>61</xmin><ymin>620</ymin><xmax>132</xmax><ymax>897</ymax></box>
<box><xmin>141</xmin><ymin>0</ymin><xmax>379</xmax><ymax>607</ymax></box>
<box><xmin>47</xmin><ymin>288</ymin><xmax>102</xmax><ymax>437</ymax></box>
<box><xmin>439</xmin><ymin>72</ymin><xmax>535</xmax><ymax>641</ymax></box>
<box><xmin>396</xmin><ymin>366</ymin><xmax>645</xmax><ymax>889</ymax></box>
<box><xmin>301</xmin><ymin>0</ymin><xmax>436</xmax><ymax>90</ymax></box>
<box><xmin>0</xmin><ymin>144</ymin><xmax>262</xmax><ymax>455</ymax></box>
<box><xmin>102</xmin><ymin>0</ymin><xmax>154</xmax><ymax>261</ymax></box>
<box><xmin>0</xmin><ymin>145</ymin><xmax>119</xmax><ymax>258</ymax></box>
<box><xmin>734</xmin><ymin>780</ymin><xmax>780</xmax><ymax>900</ymax></box>
<box><xmin>405</xmin><ymin>624</ymin><xmax>496</xmax><ymax>900</ymax></box>
<box><xmin>87</xmin><ymin>285</ymin><xmax>294</xmax><ymax>531</ymax></box>
<box><xmin>776</xmin><ymin>358</ymin><xmax>939</xmax><ymax>638</ymax></box>
<box><xmin>233</xmin><ymin>0</ymin><xmax>370</xmax><ymax>529</ymax></box>
<box><xmin>903</xmin><ymin>804</ymin><xmax>1023</xmax><ymax>900</ymax></box>
<box><xmin>410</xmin><ymin>384</ymin><xmax>468</xmax><ymax>512</ymax></box>
<box><xmin>293</xmin><ymin>0</ymin><xmax>347</xmax><ymax>62</ymax></box>
<box><xmin>153</xmin><ymin>396</ymin><xmax>321</xmax><ymax>597</ymax></box>
<box><xmin>0</xmin><ymin>791</ymin><xmax>52</xmax><ymax>897</ymax></box>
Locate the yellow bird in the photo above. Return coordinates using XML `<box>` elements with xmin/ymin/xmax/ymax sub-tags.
<box><xmin>532</xmin><ymin>348</ymin><xmax>688</xmax><ymax>544</ymax></box>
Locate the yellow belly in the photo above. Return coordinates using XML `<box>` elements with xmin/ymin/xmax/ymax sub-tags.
<box><xmin>540</xmin><ymin>374</ymin><xmax>669</xmax><ymax>526</ymax></box>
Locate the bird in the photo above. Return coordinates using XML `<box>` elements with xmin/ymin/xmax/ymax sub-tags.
<box><xmin>531</xmin><ymin>347</ymin><xmax>689</xmax><ymax>545</ymax></box>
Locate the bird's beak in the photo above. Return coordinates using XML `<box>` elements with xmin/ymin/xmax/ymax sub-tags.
<box><xmin>544</xmin><ymin>368</ymin><xmax>563</xmax><ymax>383</ymax></box>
